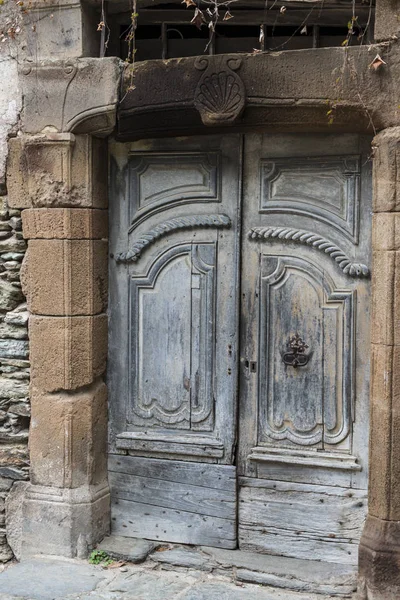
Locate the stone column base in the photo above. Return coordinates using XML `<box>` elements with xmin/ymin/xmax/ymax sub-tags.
<box><xmin>21</xmin><ymin>483</ymin><xmax>110</xmax><ymax>559</ymax></box>
<box><xmin>358</xmin><ymin>515</ymin><xmax>400</xmax><ymax>599</ymax></box>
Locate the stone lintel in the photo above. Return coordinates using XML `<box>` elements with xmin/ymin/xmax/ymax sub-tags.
<box><xmin>22</xmin><ymin>208</ymin><xmax>108</xmax><ymax>240</ymax></box>
<box><xmin>7</xmin><ymin>134</ymin><xmax>108</xmax><ymax>209</ymax></box>
<box><xmin>29</xmin><ymin>314</ymin><xmax>107</xmax><ymax>392</ymax></box>
<box><xmin>118</xmin><ymin>46</ymin><xmax>397</xmax><ymax>140</ymax></box>
<box><xmin>20</xmin><ymin>58</ymin><xmax>121</xmax><ymax>135</ymax></box>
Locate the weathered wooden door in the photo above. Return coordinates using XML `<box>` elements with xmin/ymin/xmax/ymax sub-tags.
<box><xmin>109</xmin><ymin>132</ymin><xmax>371</xmax><ymax>557</ymax></box>
<box><xmin>108</xmin><ymin>135</ymin><xmax>241</xmax><ymax>548</ymax></box>
<box><xmin>238</xmin><ymin>134</ymin><xmax>371</xmax><ymax>563</ymax></box>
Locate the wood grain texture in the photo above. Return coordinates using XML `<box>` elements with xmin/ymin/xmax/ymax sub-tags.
<box><xmin>109</xmin><ymin>133</ymin><xmax>371</xmax><ymax>555</ymax></box>
<box><xmin>238</xmin><ymin>482</ymin><xmax>367</xmax><ymax>564</ymax></box>
<box><xmin>109</xmin><ymin>453</ymin><xmax>236</xmax><ymax>491</ymax></box>
<box><xmin>108</xmin><ymin>134</ymin><xmax>242</xmax><ymax>464</ymax></box>
<box><xmin>109</xmin><ymin>455</ymin><xmax>237</xmax><ymax>548</ymax></box>
<box><xmin>112</xmin><ymin>499</ymin><xmax>237</xmax><ymax>548</ymax></box>
<box><xmin>237</xmin><ymin>133</ymin><xmax>371</xmax><ymax>561</ymax></box>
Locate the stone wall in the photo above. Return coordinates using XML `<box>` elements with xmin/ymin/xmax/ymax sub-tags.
<box><xmin>0</xmin><ymin>6</ymin><xmax>26</xmax><ymax>560</ymax></box>
<box><xmin>0</xmin><ymin>196</ymin><xmax>28</xmax><ymax>562</ymax></box>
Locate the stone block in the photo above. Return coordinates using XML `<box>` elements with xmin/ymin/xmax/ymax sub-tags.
<box><xmin>374</xmin><ymin>0</ymin><xmax>400</xmax><ymax>42</ymax></box>
<box><xmin>29</xmin><ymin>381</ymin><xmax>107</xmax><ymax>489</ymax></box>
<box><xmin>373</xmin><ymin>127</ymin><xmax>400</xmax><ymax>213</ymax></box>
<box><xmin>373</xmin><ymin>213</ymin><xmax>400</xmax><ymax>250</ymax></box>
<box><xmin>371</xmin><ymin>251</ymin><xmax>396</xmax><ymax>344</ymax></box>
<box><xmin>21</xmin><ymin>239</ymin><xmax>108</xmax><ymax>316</ymax></box>
<box><xmin>5</xmin><ymin>481</ymin><xmax>29</xmax><ymax>560</ymax></box>
<box><xmin>19</xmin><ymin>58</ymin><xmax>120</xmax><ymax>135</ymax></box>
<box><xmin>97</xmin><ymin>535</ymin><xmax>158</xmax><ymax>563</ymax></box>
<box><xmin>0</xmin><ymin>236</ymin><xmax>26</xmax><ymax>254</ymax></box>
<box><xmin>0</xmin><ymin>537</ymin><xmax>13</xmax><ymax>562</ymax></box>
<box><xmin>359</xmin><ymin>515</ymin><xmax>400</xmax><ymax>600</ymax></box>
<box><xmin>22</xmin><ymin>208</ymin><xmax>108</xmax><ymax>240</ymax></box>
<box><xmin>369</xmin><ymin>344</ymin><xmax>393</xmax><ymax>520</ymax></box>
<box><xmin>369</xmin><ymin>345</ymin><xmax>400</xmax><ymax>521</ymax></box>
<box><xmin>106</xmin><ymin>569</ymin><xmax>191</xmax><ymax>597</ymax></box>
<box><xmin>0</xmin><ymin>340</ymin><xmax>29</xmax><ymax>360</ymax></box>
<box><xmin>0</xmin><ymin>322</ymin><xmax>28</xmax><ymax>340</ymax></box>
<box><xmin>0</xmin><ymin>446</ymin><xmax>29</xmax><ymax>474</ymax></box>
<box><xmin>23</xmin><ymin>1</ymin><xmax>99</xmax><ymax>61</ymax></box>
<box><xmin>29</xmin><ymin>314</ymin><xmax>107</xmax><ymax>391</ymax></box>
<box><xmin>0</xmin><ymin>556</ymin><xmax>105</xmax><ymax>597</ymax></box>
<box><xmin>0</xmin><ymin>59</ymin><xmax>21</xmax><ymax>190</ymax></box>
<box><xmin>7</xmin><ymin>134</ymin><xmax>107</xmax><ymax>209</ymax></box>
<box><xmin>0</xmin><ymin>379</ymin><xmax>29</xmax><ymax>399</ymax></box>
<box><xmin>21</xmin><ymin>483</ymin><xmax>110</xmax><ymax>559</ymax></box>
<box><xmin>369</xmin><ymin>400</ymin><xmax>392</xmax><ymax>520</ymax></box>
<box><xmin>0</xmin><ymin>281</ymin><xmax>24</xmax><ymax>312</ymax></box>
<box><xmin>151</xmin><ymin>547</ymin><xmax>211</xmax><ymax>571</ymax></box>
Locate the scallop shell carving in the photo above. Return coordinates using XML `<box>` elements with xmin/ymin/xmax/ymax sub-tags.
<box><xmin>194</xmin><ymin>56</ymin><xmax>246</xmax><ymax>126</ymax></box>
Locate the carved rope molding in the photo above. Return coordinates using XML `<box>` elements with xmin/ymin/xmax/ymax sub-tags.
<box><xmin>248</xmin><ymin>226</ymin><xmax>369</xmax><ymax>277</ymax></box>
<box><xmin>116</xmin><ymin>214</ymin><xmax>231</xmax><ymax>263</ymax></box>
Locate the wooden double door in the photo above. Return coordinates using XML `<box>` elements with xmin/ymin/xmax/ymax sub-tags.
<box><xmin>108</xmin><ymin>133</ymin><xmax>371</xmax><ymax>563</ymax></box>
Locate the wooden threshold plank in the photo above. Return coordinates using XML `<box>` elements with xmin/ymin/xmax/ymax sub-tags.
<box><xmin>108</xmin><ymin>454</ymin><xmax>237</xmax><ymax>492</ymax></box>
<box><xmin>112</xmin><ymin>498</ymin><xmax>237</xmax><ymax>549</ymax></box>
<box><xmin>109</xmin><ymin>470</ymin><xmax>236</xmax><ymax>519</ymax></box>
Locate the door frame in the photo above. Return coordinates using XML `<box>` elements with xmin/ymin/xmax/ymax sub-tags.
<box><xmin>9</xmin><ymin>49</ymin><xmax>400</xmax><ymax>598</ymax></box>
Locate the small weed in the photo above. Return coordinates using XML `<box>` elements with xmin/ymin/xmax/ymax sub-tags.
<box><xmin>89</xmin><ymin>550</ymin><xmax>113</xmax><ymax>566</ymax></box>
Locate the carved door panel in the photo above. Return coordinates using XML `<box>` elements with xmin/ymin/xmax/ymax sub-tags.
<box><xmin>108</xmin><ymin>135</ymin><xmax>241</xmax><ymax>548</ymax></box>
<box><xmin>238</xmin><ymin>134</ymin><xmax>372</xmax><ymax>564</ymax></box>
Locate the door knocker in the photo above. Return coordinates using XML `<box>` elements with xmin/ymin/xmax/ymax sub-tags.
<box><xmin>282</xmin><ymin>334</ymin><xmax>311</xmax><ymax>368</ymax></box>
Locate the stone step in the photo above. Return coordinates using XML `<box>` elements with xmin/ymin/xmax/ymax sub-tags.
<box><xmin>150</xmin><ymin>544</ymin><xmax>357</xmax><ymax>597</ymax></box>
<box><xmin>96</xmin><ymin>536</ymin><xmax>357</xmax><ymax>597</ymax></box>
<box><xmin>97</xmin><ymin>535</ymin><xmax>159</xmax><ymax>563</ymax></box>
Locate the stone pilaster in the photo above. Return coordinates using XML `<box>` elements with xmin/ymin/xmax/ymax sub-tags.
<box><xmin>7</xmin><ymin>133</ymin><xmax>110</xmax><ymax>559</ymax></box>
<box><xmin>358</xmin><ymin>127</ymin><xmax>400</xmax><ymax>599</ymax></box>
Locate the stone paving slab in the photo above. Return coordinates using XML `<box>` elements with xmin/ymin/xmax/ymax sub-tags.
<box><xmin>177</xmin><ymin>580</ymin><xmax>340</xmax><ymax>600</ymax></box>
<box><xmin>97</xmin><ymin>537</ymin><xmax>158</xmax><ymax>564</ymax></box>
<box><xmin>145</xmin><ymin>543</ymin><xmax>356</xmax><ymax>596</ymax></box>
<box><xmin>0</xmin><ymin>559</ymin><xmax>104</xmax><ymax>600</ymax></box>
<box><xmin>104</xmin><ymin>569</ymin><xmax>197</xmax><ymax>598</ymax></box>
<box><xmin>200</xmin><ymin>547</ymin><xmax>357</xmax><ymax>596</ymax></box>
<box><xmin>151</xmin><ymin>548</ymin><xmax>212</xmax><ymax>571</ymax></box>
<box><xmin>0</xmin><ymin>557</ymin><xmax>352</xmax><ymax>600</ymax></box>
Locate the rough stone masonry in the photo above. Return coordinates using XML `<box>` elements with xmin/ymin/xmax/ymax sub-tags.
<box><xmin>0</xmin><ymin>196</ymin><xmax>29</xmax><ymax>562</ymax></box>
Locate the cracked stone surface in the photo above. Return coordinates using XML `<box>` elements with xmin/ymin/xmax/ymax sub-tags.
<box><xmin>0</xmin><ymin>555</ymin><xmax>354</xmax><ymax>600</ymax></box>
<box><xmin>97</xmin><ymin>536</ymin><xmax>158</xmax><ymax>564</ymax></box>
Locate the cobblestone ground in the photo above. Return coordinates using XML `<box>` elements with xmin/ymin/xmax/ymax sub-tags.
<box><xmin>0</xmin><ymin>557</ymin><xmax>347</xmax><ymax>600</ymax></box>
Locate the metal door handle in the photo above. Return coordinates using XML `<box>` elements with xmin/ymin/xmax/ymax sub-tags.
<box><xmin>282</xmin><ymin>334</ymin><xmax>310</xmax><ymax>368</ymax></box>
